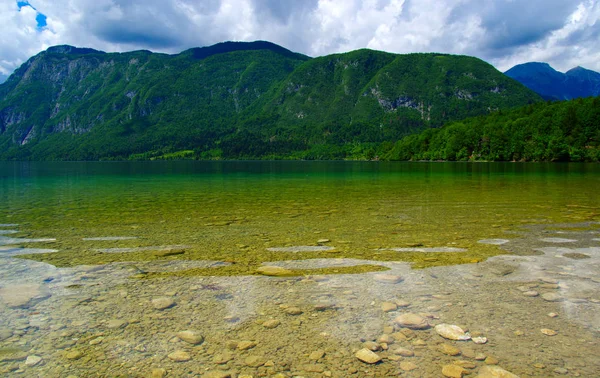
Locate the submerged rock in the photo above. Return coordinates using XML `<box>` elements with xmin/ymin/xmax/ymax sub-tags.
<box><xmin>0</xmin><ymin>284</ymin><xmax>50</xmax><ymax>309</ymax></box>
<box><xmin>435</xmin><ymin>324</ymin><xmax>471</xmax><ymax>341</ymax></box>
<box><xmin>373</xmin><ymin>274</ymin><xmax>404</xmax><ymax>284</ymax></box>
<box><xmin>152</xmin><ymin>297</ymin><xmax>175</xmax><ymax>310</ymax></box>
<box><xmin>394</xmin><ymin>313</ymin><xmax>430</xmax><ymax>330</ymax></box>
<box><xmin>168</xmin><ymin>350</ymin><xmax>191</xmax><ymax>362</ymax></box>
<box><xmin>176</xmin><ymin>330</ymin><xmax>204</xmax><ymax>345</ymax></box>
<box><xmin>475</xmin><ymin>365</ymin><xmax>520</xmax><ymax>378</ymax></box>
<box><xmin>355</xmin><ymin>348</ymin><xmax>382</xmax><ymax>364</ymax></box>
<box><xmin>256</xmin><ymin>266</ymin><xmax>293</xmax><ymax>276</ymax></box>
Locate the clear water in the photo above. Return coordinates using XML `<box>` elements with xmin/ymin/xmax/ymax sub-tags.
<box><xmin>0</xmin><ymin>161</ymin><xmax>599</xmax><ymax>377</ymax></box>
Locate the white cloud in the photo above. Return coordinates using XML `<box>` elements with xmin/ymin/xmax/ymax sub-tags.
<box><xmin>0</xmin><ymin>0</ymin><xmax>598</xmax><ymax>77</ymax></box>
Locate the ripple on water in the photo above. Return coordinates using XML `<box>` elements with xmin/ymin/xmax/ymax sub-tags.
<box><xmin>266</xmin><ymin>246</ymin><xmax>336</xmax><ymax>252</ymax></box>
<box><xmin>95</xmin><ymin>245</ymin><xmax>190</xmax><ymax>253</ymax></box>
<box><xmin>0</xmin><ymin>247</ymin><xmax>59</xmax><ymax>257</ymax></box>
<box><xmin>477</xmin><ymin>239</ymin><xmax>510</xmax><ymax>245</ymax></box>
<box><xmin>384</xmin><ymin>247</ymin><xmax>467</xmax><ymax>252</ymax></box>
<box><xmin>540</xmin><ymin>238</ymin><xmax>578</xmax><ymax>243</ymax></box>
<box><xmin>0</xmin><ymin>230</ymin><xmax>18</xmax><ymax>235</ymax></box>
<box><xmin>266</xmin><ymin>258</ymin><xmax>389</xmax><ymax>270</ymax></box>
<box><xmin>82</xmin><ymin>236</ymin><xmax>138</xmax><ymax>241</ymax></box>
<box><xmin>0</xmin><ymin>236</ymin><xmax>57</xmax><ymax>246</ymax></box>
<box><xmin>0</xmin><ymin>224</ymin><xmax>19</xmax><ymax>227</ymax></box>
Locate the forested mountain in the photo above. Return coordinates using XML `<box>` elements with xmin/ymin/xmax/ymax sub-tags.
<box><xmin>382</xmin><ymin>97</ymin><xmax>600</xmax><ymax>162</ymax></box>
<box><xmin>0</xmin><ymin>41</ymin><xmax>540</xmax><ymax>160</ymax></box>
<box><xmin>505</xmin><ymin>62</ymin><xmax>600</xmax><ymax>100</ymax></box>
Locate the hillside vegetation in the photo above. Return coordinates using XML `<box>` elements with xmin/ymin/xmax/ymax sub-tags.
<box><xmin>0</xmin><ymin>41</ymin><xmax>540</xmax><ymax>160</ymax></box>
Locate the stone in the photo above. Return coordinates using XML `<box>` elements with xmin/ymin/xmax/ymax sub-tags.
<box><xmin>548</xmin><ymin>312</ymin><xmax>558</xmax><ymax>318</ymax></box>
<box><xmin>541</xmin><ymin>292</ymin><xmax>563</xmax><ymax>302</ymax></box>
<box><xmin>553</xmin><ymin>367</ymin><xmax>568</xmax><ymax>375</ymax></box>
<box><xmin>176</xmin><ymin>330</ymin><xmax>204</xmax><ymax>345</ymax></box>
<box><xmin>237</xmin><ymin>341</ymin><xmax>257</xmax><ymax>350</ymax></box>
<box><xmin>395</xmin><ymin>300</ymin><xmax>411</xmax><ymax>308</ymax></box>
<box><xmin>256</xmin><ymin>266</ymin><xmax>293</xmax><ymax>276</ymax></box>
<box><xmin>244</xmin><ymin>356</ymin><xmax>266</xmax><ymax>367</ymax></box>
<box><xmin>394</xmin><ymin>313</ymin><xmax>430</xmax><ymax>330</ymax></box>
<box><xmin>302</xmin><ymin>364</ymin><xmax>326</xmax><ymax>373</ymax></box>
<box><xmin>309</xmin><ymin>350</ymin><xmax>325</xmax><ymax>360</ymax></box>
<box><xmin>475</xmin><ymin>365</ymin><xmax>519</xmax><ymax>378</ymax></box>
<box><xmin>563</xmin><ymin>252</ymin><xmax>590</xmax><ymax>259</ymax></box>
<box><xmin>65</xmin><ymin>350</ymin><xmax>83</xmax><ymax>360</ymax></box>
<box><xmin>442</xmin><ymin>364</ymin><xmax>468</xmax><ymax>378</ymax></box>
<box><xmin>263</xmin><ymin>320</ymin><xmax>281</xmax><ymax>329</ymax></box>
<box><xmin>440</xmin><ymin>343</ymin><xmax>461</xmax><ymax>356</ymax></box>
<box><xmin>485</xmin><ymin>356</ymin><xmax>499</xmax><ymax>365</ymax></box>
<box><xmin>25</xmin><ymin>355</ymin><xmax>42</xmax><ymax>366</ymax></box>
<box><xmin>284</xmin><ymin>307</ymin><xmax>303</xmax><ymax>315</ymax></box>
<box><xmin>435</xmin><ymin>324</ymin><xmax>471</xmax><ymax>341</ymax></box>
<box><xmin>106</xmin><ymin>319</ymin><xmax>128</xmax><ymax>329</ymax></box>
<box><xmin>377</xmin><ymin>334</ymin><xmax>394</xmax><ymax>344</ymax></box>
<box><xmin>168</xmin><ymin>350</ymin><xmax>191</xmax><ymax>362</ymax></box>
<box><xmin>355</xmin><ymin>348</ymin><xmax>382</xmax><ymax>364</ymax></box>
<box><xmin>364</xmin><ymin>341</ymin><xmax>380</xmax><ymax>351</ymax></box>
<box><xmin>204</xmin><ymin>372</ymin><xmax>232</xmax><ymax>378</ymax></box>
<box><xmin>213</xmin><ymin>353</ymin><xmax>234</xmax><ymax>365</ymax></box>
<box><xmin>0</xmin><ymin>284</ymin><xmax>49</xmax><ymax>309</ymax></box>
<box><xmin>381</xmin><ymin>302</ymin><xmax>398</xmax><ymax>312</ymax></box>
<box><xmin>373</xmin><ymin>274</ymin><xmax>404</xmax><ymax>284</ymax></box>
<box><xmin>523</xmin><ymin>291</ymin><xmax>539</xmax><ymax>297</ymax></box>
<box><xmin>152</xmin><ymin>297</ymin><xmax>175</xmax><ymax>310</ymax></box>
<box><xmin>151</xmin><ymin>368</ymin><xmax>167</xmax><ymax>378</ymax></box>
<box><xmin>400</xmin><ymin>361</ymin><xmax>418</xmax><ymax>371</ymax></box>
<box><xmin>391</xmin><ymin>347</ymin><xmax>414</xmax><ymax>357</ymax></box>
<box><xmin>472</xmin><ymin>337</ymin><xmax>488</xmax><ymax>344</ymax></box>
<box><xmin>541</xmin><ymin>328</ymin><xmax>557</xmax><ymax>336</ymax></box>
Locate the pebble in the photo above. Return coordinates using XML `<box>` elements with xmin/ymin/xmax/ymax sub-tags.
<box><xmin>244</xmin><ymin>355</ymin><xmax>266</xmax><ymax>367</ymax></box>
<box><xmin>394</xmin><ymin>313</ymin><xmax>430</xmax><ymax>329</ymax></box>
<box><xmin>151</xmin><ymin>368</ymin><xmax>166</xmax><ymax>378</ymax></box>
<box><xmin>176</xmin><ymin>330</ymin><xmax>204</xmax><ymax>345</ymax></box>
<box><xmin>391</xmin><ymin>347</ymin><xmax>414</xmax><ymax>357</ymax></box>
<box><xmin>548</xmin><ymin>312</ymin><xmax>559</xmax><ymax>318</ymax></box>
<box><xmin>65</xmin><ymin>350</ymin><xmax>83</xmax><ymax>360</ymax></box>
<box><xmin>106</xmin><ymin>319</ymin><xmax>128</xmax><ymax>329</ymax></box>
<box><xmin>523</xmin><ymin>291</ymin><xmax>539</xmax><ymax>297</ymax></box>
<box><xmin>472</xmin><ymin>337</ymin><xmax>488</xmax><ymax>344</ymax></box>
<box><xmin>213</xmin><ymin>353</ymin><xmax>234</xmax><ymax>364</ymax></box>
<box><xmin>475</xmin><ymin>365</ymin><xmax>519</xmax><ymax>378</ymax></box>
<box><xmin>553</xmin><ymin>367</ymin><xmax>568</xmax><ymax>375</ymax></box>
<box><xmin>237</xmin><ymin>341</ymin><xmax>257</xmax><ymax>350</ymax></box>
<box><xmin>435</xmin><ymin>324</ymin><xmax>471</xmax><ymax>341</ymax></box>
<box><xmin>400</xmin><ymin>361</ymin><xmax>418</xmax><ymax>371</ymax></box>
<box><xmin>363</xmin><ymin>341</ymin><xmax>380</xmax><ymax>351</ymax></box>
<box><xmin>541</xmin><ymin>328</ymin><xmax>557</xmax><ymax>336</ymax></box>
<box><xmin>284</xmin><ymin>306</ymin><xmax>303</xmax><ymax>315</ymax></box>
<box><xmin>309</xmin><ymin>350</ymin><xmax>325</xmax><ymax>360</ymax></box>
<box><xmin>395</xmin><ymin>300</ymin><xmax>411</xmax><ymax>308</ymax></box>
<box><xmin>485</xmin><ymin>356</ymin><xmax>499</xmax><ymax>365</ymax></box>
<box><xmin>263</xmin><ymin>319</ymin><xmax>281</xmax><ymax>329</ymax></box>
<box><xmin>541</xmin><ymin>293</ymin><xmax>563</xmax><ymax>302</ymax></box>
<box><xmin>167</xmin><ymin>350</ymin><xmax>191</xmax><ymax>362</ymax></box>
<box><xmin>152</xmin><ymin>297</ymin><xmax>175</xmax><ymax>310</ymax></box>
<box><xmin>355</xmin><ymin>348</ymin><xmax>382</xmax><ymax>364</ymax></box>
<box><xmin>25</xmin><ymin>355</ymin><xmax>42</xmax><ymax>366</ymax></box>
<box><xmin>442</xmin><ymin>364</ymin><xmax>468</xmax><ymax>378</ymax></box>
<box><xmin>381</xmin><ymin>302</ymin><xmax>398</xmax><ymax>312</ymax></box>
<box><xmin>373</xmin><ymin>274</ymin><xmax>404</xmax><ymax>284</ymax></box>
<box><xmin>204</xmin><ymin>371</ymin><xmax>232</xmax><ymax>378</ymax></box>
<box><xmin>256</xmin><ymin>266</ymin><xmax>293</xmax><ymax>276</ymax></box>
<box><xmin>377</xmin><ymin>334</ymin><xmax>394</xmax><ymax>344</ymax></box>
<box><xmin>440</xmin><ymin>343</ymin><xmax>461</xmax><ymax>356</ymax></box>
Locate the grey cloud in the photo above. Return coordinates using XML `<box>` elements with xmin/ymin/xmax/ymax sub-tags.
<box><xmin>250</xmin><ymin>0</ymin><xmax>319</xmax><ymax>23</ymax></box>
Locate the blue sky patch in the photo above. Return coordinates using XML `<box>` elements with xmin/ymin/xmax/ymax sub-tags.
<box><xmin>17</xmin><ymin>0</ymin><xmax>47</xmax><ymax>30</ymax></box>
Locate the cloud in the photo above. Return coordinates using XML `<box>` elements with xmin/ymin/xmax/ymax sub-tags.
<box><xmin>0</xmin><ymin>0</ymin><xmax>599</xmax><ymax>77</ymax></box>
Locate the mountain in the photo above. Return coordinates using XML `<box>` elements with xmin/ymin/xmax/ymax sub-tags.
<box><xmin>0</xmin><ymin>74</ymin><xmax>7</xmax><ymax>84</ymax></box>
<box><xmin>0</xmin><ymin>41</ymin><xmax>540</xmax><ymax>160</ymax></box>
<box><xmin>505</xmin><ymin>62</ymin><xmax>600</xmax><ymax>100</ymax></box>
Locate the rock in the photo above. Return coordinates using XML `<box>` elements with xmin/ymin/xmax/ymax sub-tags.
<box><xmin>553</xmin><ymin>367</ymin><xmax>568</xmax><ymax>375</ymax></box>
<box><xmin>435</xmin><ymin>324</ymin><xmax>471</xmax><ymax>341</ymax></box>
<box><xmin>485</xmin><ymin>356</ymin><xmax>499</xmax><ymax>365</ymax></box>
<box><xmin>373</xmin><ymin>274</ymin><xmax>404</xmax><ymax>284</ymax></box>
<box><xmin>440</xmin><ymin>343</ymin><xmax>461</xmax><ymax>356</ymax></box>
<box><xmin>381</xmin><ymin>302</ymin><xmax>398</xmax><ymax>312</ymax></box>
<box><xmin>213</xmin><ymin>353</ymin><xmax>234</xmax><ymax>365</ymax></box>
<box><xmin>237</xmin><ymin>341</ymin><xmax>257</xmax><ymax>350</ymax></box>
<box><xmin>390</xmin><ymin>347</ymin><xmax>414</xmax><ymax>357</ymax></box>
<box><xmin>106</xmin><ymin>319</ymin><xmax>128</xmax><ymax>329</ymax></box>
<box><xmin>244</xmin><ymin>356</ymin><xmax>266</xmax><ymax>367</ymax></box>
<box><xmin>355</xmin><ymin>348</ymin><xmax>382</xmax><ymax>364</ymax></box>
<box><xmin>168</xmin><ymin>350</ymin><xmax>191</xmax><ymax>362</ymax></box>
<box><xmin>540</xmin><ymin>328</ymin><xmax>557</xmax><ymax>336</ymax></box>
<box><xmin>472</xmin><ymin>337</ymin><xmax>488</xmax><ymax>344</ymax></box>
<box><xmin>395</xmin><ymin>300</ymin><xmax>411</xmax><ymax>307</ymax></box>
<box><xmin>317</xmin><ymin>239</ymin><xmax>331</xmax><ymax>243</ymax></box>
<box><xmin>394</xmin><ymin>313</ymin><xmax>430</xmax><ymax>330</ymax></box>
<box><xmin>176</xmin><ymin>330</ymin><xmax>204</xmax><ymax>345</ymax></box>
<box><xmin>0</xmin><ymin>329</ymin><xmax>12</xmax><ymax>341</ymax></box>
<box><xmin>151</xmin><ymin>368</ymin><xmax>167</xmax><ymax>378</ymax></box>
<box><xmin>256</xmin><ymin>266</ymin><xmax>293</xmax><ymax>276</ymax></box>
<box><xmin>302</xmin><ymin>364</ymin><xmax>326</xmax><ymax>373</ymax></box>
<box><xmin>541</xmin><ymin>293</ymin><xmax>563</xmax><ymax>302</ymax></box>
<box><xmin>377</xmin><ymin>334</ymin><xmax>394</xmax><ymax>344</ymax></box>
<box><xmin>475</xmin><ymin>365</ymin><xmax>519</xmax><ymax>378</ymax></box>
<box><xmin>263</xmin><ymin>319</ymin><xmax>281</xmax><ymax>329</ymax></box>
<box><xmin>65</xmin><ymin>350</ymin><xmax>83</xmax><ymax>360</ymax></box>
<box><xmin>152</xmin><ymin>297</ymin><xmax>175</xmax><ymax>310</ymax></box>
<box><xmin>309</xmin><ymin>350</ymin><xmax>325</xmax><ymax>360</ymax></box>
<box><xmin>363</xmin><ymin>341</ymin><xmax>380</xmax><ymax>351</ymax></box>
<box><xmin>0</xmin><ymin>284</ymin><xmax>50</xmax><ymax>309</ymax></box>
<box><xmin>400</xmin><ymin>361</ymin><xmax>418</xmax><ymax>371</ymax></box>
<box><xmin>548</xmin><ymin>312</ymin><xmax>558</xmax><ymax>318</ymax></box>
<box><xmin>523</xmin><ymin>291</ymin><xmax>539</xmax><ymax>297</ymax></box>
<box><xmin>284</xmin><ymin>307</ymin><xmax>303</xmax><ymax>315</ymax></box>
<box><xmin>203</xmin><ymin>372</ymin><xmax>232</xmax><ymax>378</ymax></box>
<box><xmin>25</xmin><ymin>355</ymin><xmax>42</xmax><ymax>366</ymax></box>
<box><xmin>442</xmin><ymin>364</ymin><xmax>468</xmax><ymax>378</ymax></box>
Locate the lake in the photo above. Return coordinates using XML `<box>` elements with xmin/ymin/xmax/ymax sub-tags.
<box><xmin>1</xmin><ymin>161</ymin><xmax>599</xmax><ymax>377</ymax></box>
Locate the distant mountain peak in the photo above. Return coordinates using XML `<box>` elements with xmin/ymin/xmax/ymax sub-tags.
<box><xmin>45</xmin><ymin>45</ymin><xmax>105</xmax><ymax>55</ymax></box>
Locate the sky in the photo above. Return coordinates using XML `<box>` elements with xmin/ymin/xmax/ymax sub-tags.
<box><xmin>1</xmin><ymin>0</ymin><xmax>599</xmax><ymax>79</ymax></box>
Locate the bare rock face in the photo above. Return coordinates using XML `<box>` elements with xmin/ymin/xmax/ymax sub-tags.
<box><xmin>393</xmin><ymin>313</ymin><xmax>430</xmax><ymax>330</ymax></box>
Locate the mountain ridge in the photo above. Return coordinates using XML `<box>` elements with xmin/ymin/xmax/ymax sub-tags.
<box><xmin>0</xmin><ymin>41</ymin><xmax>540</xmax><ymax>160</ymax></box>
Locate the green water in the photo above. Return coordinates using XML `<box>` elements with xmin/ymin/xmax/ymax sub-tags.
<box><xmin>1</xmin><ymin>161</ymin><xmax>599</xmax><ymax>274</ymax></box>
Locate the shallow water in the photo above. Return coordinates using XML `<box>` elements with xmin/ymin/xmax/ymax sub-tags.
<box><xmin>0</xmin><ymin>161</ymin><xmax>599</xmax><ymax>377</ymax></box>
